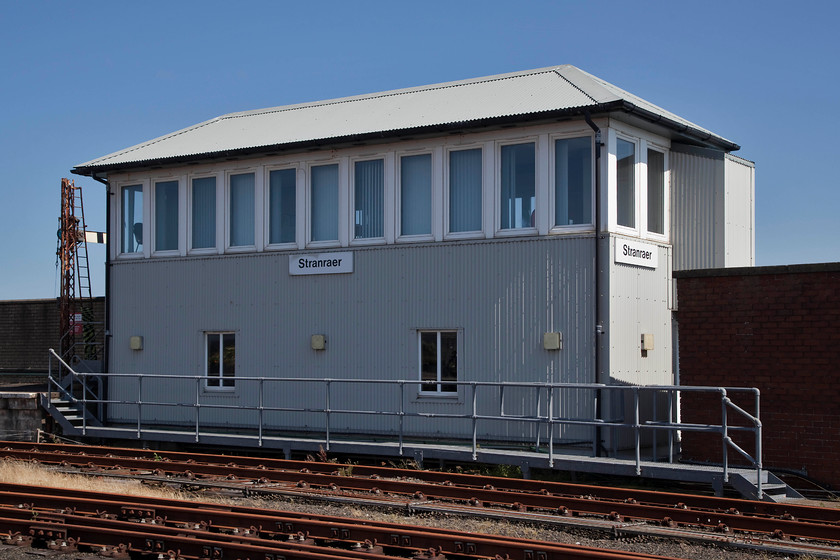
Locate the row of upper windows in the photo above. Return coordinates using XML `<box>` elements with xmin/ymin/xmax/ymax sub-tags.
<box><xmin>117</xmin><ymin>131</ymin><xmax>667</xmax><ymax>256</ymax></box>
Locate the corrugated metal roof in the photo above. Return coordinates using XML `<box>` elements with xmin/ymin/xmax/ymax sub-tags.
<box><xmin>73</xmin><ymin>65</ymin><xmax>737</xmax><ymax>175</ymax></box>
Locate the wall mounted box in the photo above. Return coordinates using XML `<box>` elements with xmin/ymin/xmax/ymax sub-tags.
<box><xmin>543</xmin><ymin>332</ymin><xmax>563</xmax><ymax>351</ymax></box>
<box><xmin>311</xmin><ymin>334</ymin><xmax>326</xmax><ymax>351</ymax></box>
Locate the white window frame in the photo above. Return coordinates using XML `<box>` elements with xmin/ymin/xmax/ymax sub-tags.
<box><xmin>549</xmin><ymin>132</ymin><xmax>596</xmax><ymax>234</ymax></box>
<box><xmin>349</xmin><ymin>155</ymin><xmax>387</xmax><ymax>246</ymax></box>
<box><xmin>608</xmin><ymin>126</ymin><xmax>671</xmax><ymax>241</ymax></box>
<box><xmin>642</xmin><ymin>143</ymin><xmax>670</xmax><ymax>242</ymax></box>
<box><xmin>224</xmin><ymin>168</ymin><xmax>260</xmax><ymax>253</ymax></box>
<box><xmin>444</xmin><ymin>145</ymin><xmax>485</xmax><ymax>240</ymax></box>
<box><xmin>263</xmin><ymin>164</ymin><xmax>299</xmax><ymax>250</ymax></box>
<box><xmin>612</xmin><ymin>132</ymin><xmax>641</xmax><ymax>236</ymax></box>
<box><xmin>395</xmin><ymin>148</ymin><xmax>436</xmax><ymax>243</ymax></box>
<box><xmin>151</xmin><ymin>176</ymin><xmax>184</xmax><ymax>257</ymax></box>
<box><xmin>187</xmin><ymin>172</ymin><xmax>222</xmax><ymax>255</ymax></box>
<box><xmin>204</xmin><ymin>331</ymin><xmax>236</xmax><ymax>392</ymax></box>
<box><xmin>495</xmin><ymin>137</ymin><xmax>539</xmax><ymax>237</ymax></box>
<box><xmin>417</xmin><ymin>329</ymin><xmax>460</xmax><ymax>397</ymax></box>
<box><xmin>305</xmin><ymin>160</ymin><xmax>343</xmax><ymax>249</ymax></box>
<box><xmin>116</xmin><ymin>179</ymin><xmax>149</xmax><ymax>259</ymax></box>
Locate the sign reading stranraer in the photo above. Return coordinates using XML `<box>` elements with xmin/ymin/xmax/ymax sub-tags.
<box><xmin>615</xmin><ymin>239</ymin><xmax>658</xmax><ymax>269</ymax></box>
<box><xmin>290</xmin><ymin>252</ymin><xmax>354</xmax><ymax>275</ymax></box>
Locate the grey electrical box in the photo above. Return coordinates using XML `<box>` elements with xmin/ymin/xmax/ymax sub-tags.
<box><xmin>311</xmin><ymin>334</ymin><xmax>326</xmax><ymax>351</ymax></box>
<box><xmin>129</xmin><ymin>336</ymin><xmax>144</xmax><ymax>351</ymax></box>
<box><xmin>543</xmin><ymin>332</ymin><xmax>562</xmax><ymax>351</ymax></box>
<box><xmin>641</xmin><ymin>333</ymin><xmax>654</xmax><ymax>351</ymax></box>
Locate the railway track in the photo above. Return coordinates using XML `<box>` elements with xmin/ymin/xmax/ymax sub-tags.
<box><xmin>0</xmin><ymin>482</ymin><xmax>679</xmax><ymax>560</ymax></box>
<box><xmin>1</xmin><ymin>441</ymin><xmax>839</xmax><ymax>555</ymax></box>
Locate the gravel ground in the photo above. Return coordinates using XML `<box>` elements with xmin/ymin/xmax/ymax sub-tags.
<box><xmin>0</xmin><ymin>489</ymin><xmax>831</xmax><ymax>560</ymax></box>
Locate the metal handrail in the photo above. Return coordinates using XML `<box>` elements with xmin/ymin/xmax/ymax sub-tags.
<box><xmin>46</xmin><ymin>350</ymin><xmax>764</xmax><ymax>498</ymax></box>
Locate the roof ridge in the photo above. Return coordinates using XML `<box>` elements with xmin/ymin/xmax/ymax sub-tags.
<box><xmin>551</xmin><ymin>68</ymin><xmax>600</xmax><ymax>106</ymax></box>
<box><xmin>221</xmin><ymin>66</ymin><xmax>573</xmax><ymax>121</ymax></box>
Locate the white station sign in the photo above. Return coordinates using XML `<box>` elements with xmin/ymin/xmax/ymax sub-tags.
<box><xmin>615</xmin><ymin>239</ymin><xmax>658</xmax><ymax>269</ymax></box>
<box><xmin>290</xmin><ymin>252</ymin><xmax>354</xmax><ymax>275</ymax></box>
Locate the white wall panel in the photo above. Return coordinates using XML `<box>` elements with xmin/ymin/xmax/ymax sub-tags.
<box><xmin>107</xmin><ymin>236</ymin><xmax>597</xmax><ymax>443</ymax></box>
<box><xmin>724</xmin><ymin>155</ymin><xmax>755</xmax><ymax>267</ymax></box>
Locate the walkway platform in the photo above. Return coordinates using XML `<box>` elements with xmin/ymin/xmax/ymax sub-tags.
<box><xmin>59</xmin><ymin>421</ymin><xmax>798</xmax><ymax>502</ymax></box>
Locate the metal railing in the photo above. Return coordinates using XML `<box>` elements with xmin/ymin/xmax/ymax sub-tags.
<box><xmin>46</xmin><ymin>349</ymin><xmax>763</xmax><ymax>497</ymax></box>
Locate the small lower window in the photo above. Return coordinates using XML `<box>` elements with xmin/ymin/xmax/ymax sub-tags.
<box><xmin>419</xmin><ymin>331</ymin><xmax>458</xmax><ymax>393</ymax></box>
<box><xmin>206</xmin><ymin>332</ymin><xmax>235</xmax><ymax>389</ymax></box>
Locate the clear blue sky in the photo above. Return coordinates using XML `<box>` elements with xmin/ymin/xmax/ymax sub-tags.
<box><xmin>1</xmin><ymin>0</ymin><xmax>838</xmax><ymax>299</ymax></box>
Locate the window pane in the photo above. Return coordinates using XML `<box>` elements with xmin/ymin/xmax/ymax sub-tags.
<box><xmin>500</xmin><ymin>143</ymin><xmax>536</xmax><ymax>229</ymax></box>
<box><xmin>420</xmin><ymin>331</ymin><xmax>438</xmax><ymax>391</ymax></box>
<box><xmin>401</xmin><ymin>154</ymin><xmax>431</xmax><ymax>235</ymax></box>
<box><xmin>311</xmin><ymin>164</ymin><xmax>339</xmax><ymax>241</ymax></box>
<box><xmin>617</xmin><ymin>139</ymin><xmax>636</xmax><ymax>228</ymax></box>
<box><xmin>192</xmin><ymin>177</ymin><xmax>216</xmax><ymax>249</ymax></box>
<box><xmin>555</xmin><ymin>137</ymin><xmax>592</xmax><ymax>226</ymax></box>
<box><xmin>222</xmin><ymin>333</ymin><xmax>236</xmax><ymax>388</ymax></box>
<box><xmin>647</xmin><ymin>149</ymin><xmax>665</xmax><ymax>235</ymax></box>
<box><xmin>121</xmin><ymin>185</ymin><xmax>143</xmax><ymax>253</ymax></box>
<box><xmin>449</xmin><ymin>149</ymin><xmax>482</xmax><ymax>232</ymax></box>
<box><xmin>229</xmin><ymin>173</ymin><xmax>255</xmax><ymax>246</ymax></box>
<box><xmin>206</xmin><ymin>333</ymin><xmax>220</xmax><ymax>387</ymax></box>
<box><xmin>439</xmin><ymin>331</ymin><xmax>458</xmax><ymax>393</ymax></box>
<box><xmin>354</xmin><ymin>159</ymin><xmax>384</xmax><ymax>239</ymax></box>
<box><xmin>154</xmin><ymin>181</ymin><xmax>179</xmax><ymax>251</ymax></box>
<box><xmin>269</xmin><ymin>169</ymin><xmax>296</xmax><ymax>244</ymax></box>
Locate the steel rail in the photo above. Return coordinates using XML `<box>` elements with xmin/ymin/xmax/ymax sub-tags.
<box><xmin>0</xmin><ymin>441</ymin><xmax>824</xmax><ymax>519</ymax></box>
<box><xmin>5</xmin><ymin>453</ymin><xmax>840</xmax><ymax>547</ymax></box>
<box><xmin>0</xmin><ymin>510</ymin><xmax>394</xmax><ymax>560</ymax></box>
<box><xmin>0</xmin><ymin>484</ymin><xmax>679</xmax><ymax>560</ymax></box>
<box><xmin>3</xmin><ymin>443</ymin><xmax>840</xmax><ymax>541</ymax></box>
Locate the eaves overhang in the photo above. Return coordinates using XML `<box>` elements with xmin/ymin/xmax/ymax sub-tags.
<box><xmin>72</xmin><ymin>100</ymin><xmax>737</xmax><ymax>178</ymax></box>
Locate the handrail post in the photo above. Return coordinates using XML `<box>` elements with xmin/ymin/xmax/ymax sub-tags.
<box><xmin>591</xmin><ymin>386</ymin><xmax>599</xmax><ymax>457</ymax></box>
<box><xmin>398</xmin><ymin>381</ymin><xmax>404</xmax><ymax>456</ymax></box>
<box><xmin>548</xmin><ymin>385</ymin><xmax>555</xmax><ymax>468</ymax></box>
<box><xmin>755</xmin><ymin>390</ymin><xmax>763</xmax><ymax>500</ymax></box>
<box><xmin>471</xmin><ymin>383</ymin><xmax>477</xmax><ymax>461</ymax></box>
<box><xmin>634</xmin><ymin>386</ymin><xmax>640</xmax><ymax>475</ymax></box>
<box><xmin>258</xmin><ymin>378</ymin><xmax>264</xmax><ymax>447</ymax></box>
<box><xmin>535</xmin><ymin>385</ymin><xmax>542</xmax><ymax>450</ymax></box>
<box><xmin>81</xmin><ymin>373</ymin><xmax>88</xmax><ymax>436</ymax></box>
<box><xmin>136</xmin><ymin>375</ymin><xmax>143</xmax><ymax>439</ymax></box>
<box><xmin>667</xmin><ymin>389</ymin><xmax>674</xmax><ymax>463</ymax></box>
<box><xmin>721</xmin><ymin>389</ymin><xmax>729</xmax><ymax>483</ymax></box>
<box><xmin>195</xmin><ymin>377</ymin><xmax>201</xmax><ymax>443</ymax></box>
<box><xmin>47</xmin><ymin>352</ymin><xmax>53</xmax><ymax>408</ymax></box>
<box><xmin>325</xmin><ymin>380</ymin><xmax>331</xmax><ymax>451</ymax></box>
<box><xmin>652</xmin><ymin>389</ymin><xmax>658</xmax><ymax>461</ymax></box>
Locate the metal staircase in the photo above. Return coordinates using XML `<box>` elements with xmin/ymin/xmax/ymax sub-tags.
<box><xmin>729</xmin><ymin>469</ymin><xmax>803</xmax><ymax>501</ymax></box>
<box><xmin>42</xmin><ymin>349</ymin><xmax>103</xmax><ymax>435</ymax></box>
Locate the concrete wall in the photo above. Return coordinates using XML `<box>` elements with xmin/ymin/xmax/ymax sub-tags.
<box><xmin>0</xmin><ymin>393</ymin><xmax>42</xmax><ymax>441</ymax></box>
<box><xmin>676</xmin><ymin>264</ymin><xmax>840</xmax><ymax>488</ymax></box>
<box><xmin>0</xmin><ymin>298</ymin><xmax>105</xmax><ymax>375</ymax></box>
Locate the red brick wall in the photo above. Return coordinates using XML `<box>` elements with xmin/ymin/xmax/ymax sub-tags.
<box><xmin>0</xmin><ymin>298</ymin><xmax>105</xmax><ymax>374</ymax></box>
<box><xmin>676</xmin><ymin>264</ymin><xmax>840</xmax><ymax>488</ymax></box>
